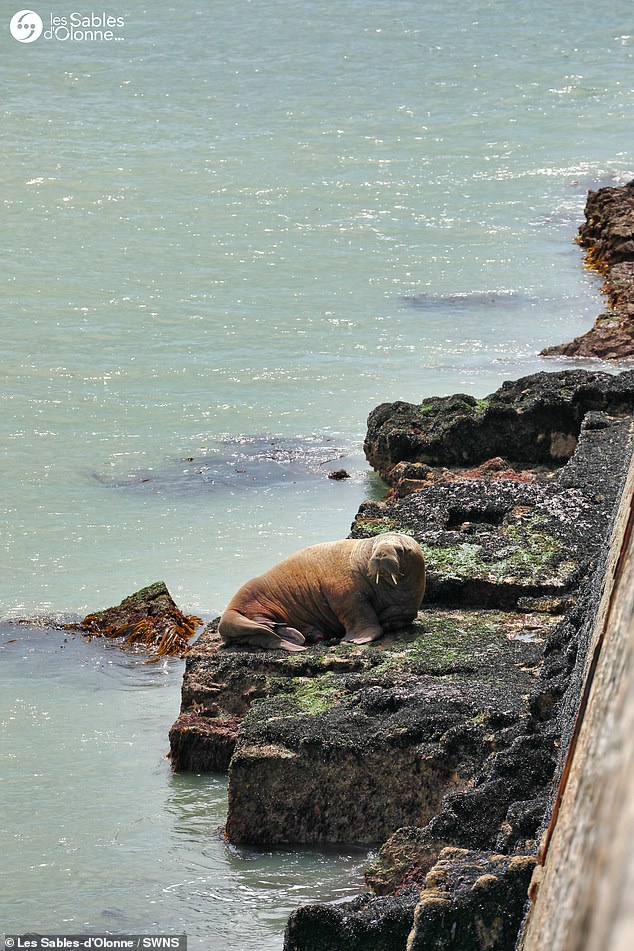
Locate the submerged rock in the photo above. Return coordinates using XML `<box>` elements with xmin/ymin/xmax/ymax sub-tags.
<box><xmin>94</xmin><ymin>435</ymin><xmax>357</xmax><ymax>494</ymax></box>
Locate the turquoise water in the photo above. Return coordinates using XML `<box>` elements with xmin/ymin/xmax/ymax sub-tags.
<box><xmin>1</xmin><ymin>0</ymin><xmax>632</xmax><ymax>946</ymax></box>
<box><xmin>0</xmin><ymin>623</ymin><xmax>367</xmax><ymax>946</ymax></box>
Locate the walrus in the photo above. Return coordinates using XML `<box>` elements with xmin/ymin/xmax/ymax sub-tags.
<box><xmin>218</xmin><ymin>532</ymin><xmax>426</xmax><ymax>651</ymax></box>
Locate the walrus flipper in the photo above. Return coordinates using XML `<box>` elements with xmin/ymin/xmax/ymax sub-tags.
<box><xmin>273</xmin><ymin>624</ymin><xmax>306</xmax><ymax>646</ymax></box>
<box><xmin>341</xmin><ymin>603</ymin><xmax>384</xmax><ymax>645</ymax></box>
<box><xmin>342</xmin><ymin>627</ymin><xmax>383</xmax><ymax>645</ymax></box>
<box><xmin>218</xmin><ymin>609</ymin><xmax>306</xmax><ymax>652</ymax></box>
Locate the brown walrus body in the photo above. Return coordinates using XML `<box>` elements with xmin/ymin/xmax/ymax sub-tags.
<box><xmin>218</xmin><ymin>532</ymin><xmax>426</xmax><ymax>651</ymax></box>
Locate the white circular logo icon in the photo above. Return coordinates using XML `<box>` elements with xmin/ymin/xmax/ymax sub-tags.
<box><xmin>10</xmin><ymin>9</ymin><xmax>43</xmax><ymax>42</ymax></box>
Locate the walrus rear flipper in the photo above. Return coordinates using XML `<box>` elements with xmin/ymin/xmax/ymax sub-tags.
<box><xmin>218</xmin><ymin>609</ymin><xmax>306</xmax><ymax>652</ymax></box>
<box><xmin>273</xmin><ymin>624</ymin><xmax>306</xmax><ymax>647</ymax></box>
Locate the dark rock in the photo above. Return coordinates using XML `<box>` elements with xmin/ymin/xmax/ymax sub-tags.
<box><xmin>363</xmin><ymin>369</ymin><xmax>634</xmax><ymax>484</ymax></box>
<box><xmin>365</xmin><ymin>828</ymin><xmax>449</xmax><ymax>895</ymax></box>
<box><xmin>284</xmin><ymin>888</ymin><xmax>420</xmax><ymax>951</ymax></box>
<box><xmin>168</xmin><ymin>712</ymin><xmax>240</xmax><ymax>771</ymax></box>
<box><xmin>353</xmin><ymin>409</ymin><xmax>632</xmax><ymax>612</ymax></box>
<box><xmin>286</xmin><ymin>849</ymin><xmax>536</xmax><ymax>951</ymax></box>
<box><xmin>422</xmin><ymin>733</ymin><xmax>559</xmax><ymax>852</ymax></box>
<box><xmin>407</xmin><ymin>849</ymin><xmax>537</xmax><ymax>951</ymax></box>
<box><xmin>173</xmin><ymin>611</ymin><xmax>555</xmax><ymax>845</ymax></box>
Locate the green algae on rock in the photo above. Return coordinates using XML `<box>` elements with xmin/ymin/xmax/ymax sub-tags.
<box><xmin>170</xmin><ymin>611</ymin><xmax>555</xmax><ymax>846</ymax></box>
<box><xmin>364</xmin><ymin>369</ymin><xmax>634</xmax><ymax>485</ymax></box>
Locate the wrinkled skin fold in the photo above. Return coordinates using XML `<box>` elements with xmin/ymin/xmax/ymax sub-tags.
<box><xmin>218</xmin><ymin>533</ymin><xmax>426</xmax><ymax>651</ymax></box>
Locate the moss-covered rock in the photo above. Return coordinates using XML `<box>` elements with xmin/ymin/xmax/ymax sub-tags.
<box><xmin>364</xmin><ymin>369</ymin><xmax>634</xmax><ymax>482</ymax></box>
<box><xmin>224</xmin><ymin>610</ymin><xmax>555</xmax><ymax>846</ymax></box>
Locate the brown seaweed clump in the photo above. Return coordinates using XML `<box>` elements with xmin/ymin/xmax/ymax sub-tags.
<box><xmin>74</xmin><ymin>581</ymin><xmax>201</xmax><ymax>657</ymax></box>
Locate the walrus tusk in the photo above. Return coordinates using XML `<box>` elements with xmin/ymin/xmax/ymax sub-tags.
<box><xmin>391</xmin><ymin>573</ymin><xmax>398</xmax><ymax>584</ymax></box>
<box><xmin>376</xmin><ymin>572</ymin><xmax>380</xmax><ymax>584</ymax></box>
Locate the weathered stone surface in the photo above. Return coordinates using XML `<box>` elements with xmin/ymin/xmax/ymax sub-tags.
<box><xmin>577</xmin><ymin>182</ymin><xmax>634</xmax><ymax>266</ymax></box>
<box><xmin>407</xmin><ymin>849</ymin><xmax>537</xmax><ymax>951</ymax></box>
<box><xmin>363</xmin><ymin>369</ymin><xmax>634</xmax><ymax>485</ymax></box>
<box><xmin>542</xmin><ymin>181</ymin><xmax>634</xmax><ymax>359</ymax></box>
<box><xmin>284</xmin><ymin>888</ymin><xmax>420</xmax><ymax>951</ymax></box>
<box><xmin>226</xmin><ymin>617</ymin><xmax>553</xmax><ymax>845</ymax></box>
<box><xmin>171</xmin><ymin>610</ymin><xmax>556</xmax><ymax>844</ymax></box>
<box><xmin>168</xmin><ymin>711</ymin><xmax>240</xmax><ymax>771</ymax></box>
<box><xmin>70</xmin><ymin>581</ymin><xmax>201</xmax><ymax>656</ymax></box>
<box><xmin>386</xmin><ymin>456</ymin><xmax>544</xmax><ymax>499</ymax></box>
<box><xmin>542</xmin><ymin>310</ymin><xmax>634</xmax><ymax>361</ymax></box>
<box><xmin>355</xmin><ymin>413</ymin><xmax>631</xmax><ymax>611</ymax></box>
<box><xmin>519</xmin><ymin>449</ymin><xmax>634</xmax><ymax>951</ymax></box>
<box><xmin>365</xmin><ymin>827</ymin><xmax>448</xmax><ymax>895</ymax></box>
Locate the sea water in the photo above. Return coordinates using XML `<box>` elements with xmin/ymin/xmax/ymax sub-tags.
<box><xmin>1</xmin><ymin>0</ymin><xmax>632</xmax><ymax>946</ymax></box>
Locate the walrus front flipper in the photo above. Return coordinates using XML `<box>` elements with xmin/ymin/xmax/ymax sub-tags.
<box><xmin>342</xmin><ymin>627</ymin><xmax>383</xmax><ymax>645</ymax></box>
<box><xmin>218</xmin><ymin>609</ymin><xmax>307</xmax><ymax>652</ymax></box>
<box><xmin>341</xmin><ymin>603</ymin><xmax>384</xmax><ymax>645</ymax></box>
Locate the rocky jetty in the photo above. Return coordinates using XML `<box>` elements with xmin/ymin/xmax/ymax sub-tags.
<box><xmin>172</xmin><ymin>608</ymin><xmax>554</xmax><ymax>845</ymax></box>
<box><xmin>542</xmin><ymin>181</ymin><xmax>634</xmax><ymax>359</ymax></box>
<box><xmin>281</xmin><ymin>371</ymin><xmax>634</xmax><ymax>950</ymax></box>
<box><xmin>168</xmin><ymin>367</ymin><xmax>634</xmax><ymax>950</ymax></box>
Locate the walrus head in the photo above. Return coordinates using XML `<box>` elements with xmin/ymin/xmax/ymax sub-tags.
<box><xmin>368</xmin><ymin>534</ymin><xmax>405</xmax><ymax>586</ymax></box>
